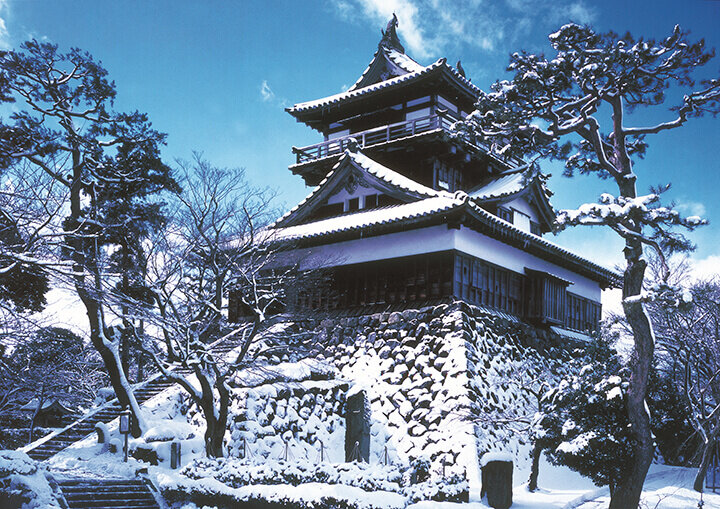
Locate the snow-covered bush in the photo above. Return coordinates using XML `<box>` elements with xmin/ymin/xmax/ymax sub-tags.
<box><xmin>0</xmin><ymin>450</ymin><xmax>60</xmax><ymax>508</ymax></box>
<box><xmin>536</xmin><ymin>344</ymin><xmax>635</xmax><ymax>493</ymax></box>
<box><xmin>177</xmin><ymin>456</ymin><xmax>467</xmax><ymax>503</ymax></box>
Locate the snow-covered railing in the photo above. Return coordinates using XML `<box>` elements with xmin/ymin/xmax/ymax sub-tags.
<box><xmin>292</xmin><ymin>110</ymin><xmax>525</xmax><ymax>169</ymax></box>
<box><xmin>292</xmin><ymin>113</ymin><xmax>451</xmax><ymax>164</ymax></box>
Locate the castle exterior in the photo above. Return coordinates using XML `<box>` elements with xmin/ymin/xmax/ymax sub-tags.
<box><xmin>230</xmin><ymin>16</ymin><xmax>616</xmax><ymax>338</ymax></box>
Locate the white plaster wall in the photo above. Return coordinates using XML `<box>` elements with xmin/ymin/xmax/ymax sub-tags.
<box><xmin>453</xmin><ymin>226</ymin><xmax>602</xmax><ymax>301</ymax></box>
<box><xmin>293</xmin><ymin>225</ymin><xmax>455</xmax><ymax>269</ymax></box>
<box><xmin>505</xmin><ymin>197</ymin><xmax>539</xmax><ymax>224</ymax></box>
<box><xmin>288</xmin><ymin>224</ymin><xmax>603</xmax><ymax>301</ymax></box>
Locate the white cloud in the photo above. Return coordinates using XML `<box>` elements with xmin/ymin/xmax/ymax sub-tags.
<box><xmin>676</xmin><ymin>199</ymin><xmax>706</xmax><ymax>218</ymax></box>
<box><xmin>330</xmin><ymin>0</ymin><xmax>597</xmax><ymax>60</ymax></box>
<box><xmin>562</xmin><ymin>2</ymin><xmax>597</xmax><ymax>25</ymax></box>
<box><xmin>260</xmin><ymin>80</ymin><xmax>275</xmax><ymax>102</ymax></box>
<box><xmin>689</xmin><ymin>254</ymin><xmax>720</xmax><ymax>282</ymax></box>
<box><xmin>0</xmin><ymin>0</ymin><xmax>11</xmax><ymax>50</ymax></box>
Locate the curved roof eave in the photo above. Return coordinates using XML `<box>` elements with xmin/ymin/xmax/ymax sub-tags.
<box><xmin>287</xmin><ymin>60</ymin><xmax>480</xmax><ymax>117</ymax></box>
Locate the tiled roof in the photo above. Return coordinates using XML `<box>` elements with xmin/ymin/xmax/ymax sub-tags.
<box><xmin>287</xmin><ymin>59</ymin><xmax>480</xmax><ymax>114</ymax></box>
<box><xmin>350</xmin><ymin>150</ymin><xmax>443</xmax><ymax>198</ymax></box>
<box><xmin>348</xmin><ymin>47</ymin><xmax>425</xmax><ymax>92</ymax></box>
<box><xmin>469</xmin><ymin>171</ymin><xmax>530</xmax><ymax>201</ymax></box>
<box><xmin>271</xmin><ymin>191</ymin><xmax>619</xmax><ymax>285</ymax></box>
<box><xmin>273</xmin><ymin>195</ymin><xmax>463</xmax><ymax>241</ymax></box>
<box><xmin>272</xmin><ymin>149</ymin><xmax>447</xmax><ymax>228</ymax></box>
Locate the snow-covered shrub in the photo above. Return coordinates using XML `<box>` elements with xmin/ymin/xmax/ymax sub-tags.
<box><xmin>536</xmin><ymin>343</ymin><xmax>635</xmax><ymax>493</ymax></box>
<box><xmin>0</xmin><ymin>450</ymin><xmax>60</xmax><ymax>508</ymax></box>
<box><xmin>647</xmin><ymin>365</ymin><xmax>698</xmax><ymax>466</ymax></box>
<box><xmin>178</xmin><ymin>456</ymin><xmax>467</xmax><ymax>503</ymax></box>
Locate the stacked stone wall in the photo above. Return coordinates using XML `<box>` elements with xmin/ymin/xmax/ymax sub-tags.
<box><xmin>283</xmin><ymin>301</ymin><xmax>573</xmax><ymax>490</ymax></box>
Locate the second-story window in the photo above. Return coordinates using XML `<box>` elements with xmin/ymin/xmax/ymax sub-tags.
<box><xmin>497</xmin><ymin>207</ymin><xmax>513</xmax><ymax>223</ymax></box>
<box><xmin>530</xmin><ymin>221</ymin><xmax>542</xmax><ymax>236</ymax></box>
<box><xmin>435</xmin><ymin>161</ymin><xmax>463</xmax><ymax>192</ymax></box>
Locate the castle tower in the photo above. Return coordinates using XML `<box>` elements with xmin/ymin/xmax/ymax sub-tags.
<box><xmin>231</xmin><ymin>16</ymin><xmax>616</xmax><ymax>336</ymax></box>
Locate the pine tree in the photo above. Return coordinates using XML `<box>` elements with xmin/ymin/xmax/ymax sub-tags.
<box><xmin>0</xmin><ymin>41</ymin><xmax>178</xmax><ymax>436</ymax></box>
<box><xmin>455</xmin><ymin>24</ymin><xmax>719</xmax><ymax>507</ymax></box>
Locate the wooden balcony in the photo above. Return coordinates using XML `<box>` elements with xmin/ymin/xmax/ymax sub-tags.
<box><xmin>292</xmin><ymin>112</ymin><xmax>457</xmax><ymax>165</ymax></box>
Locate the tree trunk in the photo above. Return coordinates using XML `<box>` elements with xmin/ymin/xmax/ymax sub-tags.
<box><xmin>68</xmin><ymin>148</ymin><xmax>144</xmax><ymax>437</ymax></box>
<box><xmin>137</xmin><ymin>320</ymin><xmax>145</xmax><ymax>382</ymax></box>
<box><xmin>197</xmin><ymin>370</ymin><xmax>228</xmax><ymax>458</ymax></box>
<box><xmin>28</xmin><ymin>385</ymin><xmax>45</xmax><ymax>444</ymax></box>
<box><xmin>528</xmin><ymin>441</ymin><xmax>542</xmax><ymax>492</ymax></box>
<box><xmin>610</xmin><ymin>200</ymin><xmax>655</xmax><ymax>508</ymax></box>
<box><xmin>121</xmin><ymin>242</ymin><xmax>131</xmax><ymax>380</ymax></box>
<box><xmin>79</xmin><ymin>287</ymin><xmax>144</xmax><ymax>437</ymax></box>
<box><xmin>693</xmin><ymin>425</ymin><xmax>720</xmax><ymax>491</ymax></box>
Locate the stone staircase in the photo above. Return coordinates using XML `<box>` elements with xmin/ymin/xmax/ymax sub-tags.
<box><xmin>24</xmin><ymin>329</ymin><xmax>249</xmax><ymax>461</ymax></box>
<box><xmin>57</xmin><ymin>477</ymin><xmax>161</xmax><ymax>509</ymax></box>
<box><xmin>24</xmin><ymin>373</ymin><xmax>186</xmax><ymax>461</ymax></box>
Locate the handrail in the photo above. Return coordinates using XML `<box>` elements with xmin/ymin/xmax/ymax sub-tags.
<box><xmin>292</xmin><ymin>110</ymin><xmax>523</xmax><ymax>168</ymax></box>
<box><xmin>293</xmin><ymin>113</ymin><xmax>451</xmax><ymax>164</ymax></box>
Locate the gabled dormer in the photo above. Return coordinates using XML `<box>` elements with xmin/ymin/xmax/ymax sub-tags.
<box><xmin>274</xmin><ymin>142</ymin><xmax>449</xmax><ymax>229</ymax></box>
<box><xmin>469</xmin><ymin>168</ymin><xmax>556</xmax><ymax>235</ymax></box>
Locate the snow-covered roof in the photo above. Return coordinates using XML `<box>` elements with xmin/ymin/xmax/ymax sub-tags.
<box><xmin>469</xmin><ymin>171</ymin><xmax>529</xmax><ymax>201</ymax></box>
<box><xmin>273</xmin><ymin>148</ymin><xmax>447</xmax><ymax>228</ymax></box>
<box><xmin>19</xmin><ymin>399</ymin><xmax>72</xmax><ymax>413</ymax></box>
<box><xmin>348</xmin><ymin>46</ymin><xmax>425</xmax><ymax>92</ymax></box>
<box><xmin>468</xmin><ymin>169</ymin><xmax>556</xmax><ymax>232</ymax></box>
<box><xmin>550</xmin><ymin>326</ymin><xmax>592</xmax><ymax>342</ymax></box>
<box><xmin>287</xmin><ymin>59</ymin><xmax>479</xmax><ymax>115</ymax></box>
<box><xmin>271</xmin><ymin>190</ymin><xmax>619</xmax><ymax>286</ymax></box>
<box><xmin>274</xmin><ymin>195</ymin><xmax>462</xmax><ymax>241</ymax></box>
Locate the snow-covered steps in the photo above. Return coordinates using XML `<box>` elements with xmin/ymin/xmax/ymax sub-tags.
<box><xmin>25</xmin><ymin>378</ymin><xmax>179</xmax><ymax>461</ymax></box>
<box><xmin>57</xmin><ymin>477</ymin><xmax>161</xmax><ymax>509</ymax></box>
<box><xmin>23</xmin><ymin>329</ymin><xmax>247</xmax><ymax>462</ymax></box>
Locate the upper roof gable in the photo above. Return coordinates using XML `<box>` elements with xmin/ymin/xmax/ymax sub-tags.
<box><xmin>349</xmin><ymin>14</ymin><xmax>425</xmax><ymax>91</ymax></box>
<box><xmin>348</xmin><ymin>46</ymin><xmax>425</xmax><ymax>92</ymax></box>
<box><xmin>287</xmin><ymin>16</ymin><xmax>478</xmax><ymax>119</ymax></box>
<box><xmin>273</xmin><ymin>145</ymin><xmax>447</xmax><ymax>228</ymax></box>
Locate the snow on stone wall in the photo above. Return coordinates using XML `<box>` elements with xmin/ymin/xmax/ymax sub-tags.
<box><xmin>284</xmin><ymin>301</ymin><xmax>571</xmax><ymax>495</ymax></box>
<box><xmin>188</xmin><ymin>302</ymin><xmax>570</xmax><ymax>497</ymax></box>
<box><xmin>226</xmin><ymin>380</ymin><xmax>349</xmax><ymax>464</ymax></box>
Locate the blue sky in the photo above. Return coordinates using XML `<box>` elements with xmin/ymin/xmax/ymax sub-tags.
<box><xmin>1</xmin><ymin>0</ymin><xmax>719</xmax><ymax>280</ymax></box>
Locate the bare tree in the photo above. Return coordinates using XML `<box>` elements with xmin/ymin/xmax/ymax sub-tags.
<box><xmin>454</xmin><ymin>24</ymin><xmax>719</xmax><ymax>508</ymax></box>
<box><xmin>649</xmin><ymin>277</ymin><xmax>720</xmax><ymax>490</ymax></box>
<box><xmin>129</xmin><ymin>157</ymin><xmax>302</xmax><ymax>457</ymax></box>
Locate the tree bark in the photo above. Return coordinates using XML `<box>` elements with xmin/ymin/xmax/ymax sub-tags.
<box><xmin>610</xmin><ymin>179</ymin><xmax>655</xmax><ymax>509</ymax></box>
<box><xmin>693</xmin><ymin>425</ymin><xmax>720</xmax><ymax>491</ymax></box>
<box><xmin>195</xmin><ymin>366</ymin><xmax>230</xmax><ymax>458</ymax></box>
<box><xmin>528</xmin><ymin>441</ymin><xmax>542</xmax><ymax>492</ymax></box>
<box><xmin>69</xmin><ymin>148</ymin><xmax>144</xmax><ymax>438</ymax></box>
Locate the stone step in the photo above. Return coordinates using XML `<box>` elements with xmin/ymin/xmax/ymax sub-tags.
<box><xmin>58</xmin><ymin>478</ymin><xmax>160</xmax><ymax>509</ymax></box>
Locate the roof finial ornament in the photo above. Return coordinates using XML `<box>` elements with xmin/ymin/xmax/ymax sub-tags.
<box><xmin>379</xmin><ymin>13</ymin><xmax>405</xmax><ymax>54</ymax></box>
<box><xmin>456</xmin><ymin>60</ymin><xmax>466</xmax><ymax>78</ymax></box>
<box><xmin>346</xmin><ymin>137</ymin><xmax>361</xmax><ymax>153</ymax></box>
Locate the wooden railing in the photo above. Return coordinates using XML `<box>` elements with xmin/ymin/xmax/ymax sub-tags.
<box><xmin>292</xmin><ymin>112</ymin><xmax>457</xmax><ymax>164</ymax></box>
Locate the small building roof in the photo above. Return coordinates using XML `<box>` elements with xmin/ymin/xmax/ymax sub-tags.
<box><xmin>19</xmin><ymin>398</ymin><xmax>73</xmax><ymax>414</ymax></box>
<box><xmin>469</xmin><ymin>168</ymin><xmax>556</xmax><ymax>231</ymax></box>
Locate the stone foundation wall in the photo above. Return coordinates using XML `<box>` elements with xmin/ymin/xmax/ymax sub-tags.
<box><xmin>288</xmin><ymin>301</ymin><xmax>574</xmax><ymax>491</ymax></box>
